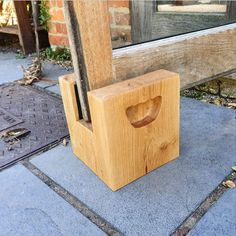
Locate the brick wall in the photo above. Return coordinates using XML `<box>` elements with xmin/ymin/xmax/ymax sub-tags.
<box><xmin>47</xmin><ymin>0</ymin><xmax>131</xmax><ymax>48</ymax></box>
<box><xmin>47</xmin><ymin>0</ymin><xmax>68</xmax><ymax>47</ymax></box>
<box><xmin>108</xmin><ymin>0</ymin><xmax>131</xmax><ymax>47</ymax></box>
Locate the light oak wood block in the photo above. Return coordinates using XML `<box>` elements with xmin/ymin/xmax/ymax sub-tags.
<box><xmin>59</xmin><ymin>70</ymin><xmax>180</xmax><ymax>191</ymax></box>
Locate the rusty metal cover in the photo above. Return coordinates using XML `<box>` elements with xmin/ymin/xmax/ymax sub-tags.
<box><xmin>0</xmin><ymin>83</ymin><xmax>69</xmax><ymax>169</ymax></box>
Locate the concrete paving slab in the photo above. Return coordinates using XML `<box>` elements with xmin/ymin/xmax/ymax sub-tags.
<box><xmin>46</xmin><ymin>84</ymin><xmax>61</xmax><ymax>96</ymax></box>
<box><xmin>34</xmin><ymin>80</ymin><xmax>57</xmax><ymax>89</ymax></box>
<box><xmin>34</xmin><ymin>62</ymin><xmax>72</xmax><ymax>90</ymax></box>
<box><xmin>31</xmin><ymin>98</ymin><xmax>236</xmax><ymax>235</ymax></box>
<box><xmin>42</xmin><ymin>62</ymin><xmax>72</xmax><ymax>82</ymax></box>
<box><xmin>0</xmin><ymin>52</ymin><xmax>72</xmax><ymax>88</ymax></box>
<box><xmin>189</xmin><ymin>188</ymin><xmax>236</xmax><ymax>236</ymax></box>
<box><xmin>0</xmin><ymin>165</ymin><xmax>105</xmax><ymax>236</ymax></box>
<box><xmin>0</xmin><ymin>52</ymin><xmax>31</xmax><ymax>83</ymax></box>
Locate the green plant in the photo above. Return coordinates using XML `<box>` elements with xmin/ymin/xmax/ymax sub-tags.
<box><xmin>180</xmin><ymin>89</ymin><xmax>204</xmax><ymax>100</ymax></box>
<box><xmin>16</xmin><ymin>51</ymin><xmax>27</xmax><ymax>59</ymax></box>
<box><xmin>39</xmin><ymin>0</ymin><xmax>51</xmax><ymax>31</ymax></box>
<box><xmin>41</xmin><ymin>47</ymin><xmax>71</xmax><ymax>61</ymax></box>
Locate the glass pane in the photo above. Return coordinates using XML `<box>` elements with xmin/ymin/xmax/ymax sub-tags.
<box><xmin>110</xmin><ymin>0</ymin><xmax>236</xmax><ymax>49</ymax></box>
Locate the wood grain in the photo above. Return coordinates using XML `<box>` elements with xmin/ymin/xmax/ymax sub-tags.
<box><xmin>72</xmin><ymin>0</ymin><xmax>113</xmax><ymax>90</ymax></box>
<box><xmin>63</xmin><ymin>1</ymin><xmax>91</xmax><ymax>121</ymax></box>
<box><xmin>60</xmin><ymin>70</ymin><xmax>180</xmax><ymax>191</ymax></box>
<box><xmin>13</xmin><ymin>1</ymin><xmax>35</xmax><ymax>54</ymax></box>
<box><xmin>112</xmin><ymin>23</ymin><xmax>236</xmax><ymax>89</ymax></box>
<box><xmin>0</xmin><ymin>25</ymin><xmax>19</xmax><ymax>35</ymax></box>
<box><xmin>59</xmin><ymin>74</ymin><xmax>96</xmax><ymax>172</ymax></box>
<box><xmin>227</xmin><ymin>1</ymin><xmax>236</xmax><ymax>19</ymax></box>
<box><xmin>130</xmin><ymin>0</ymin><xmax>153</xmax><ymax>43</ymax></box>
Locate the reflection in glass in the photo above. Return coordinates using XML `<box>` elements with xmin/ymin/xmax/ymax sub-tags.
<box><xmin>111</xmin><ymin>0</ymin><xmax>236</xmax><ymax>49</ymax></box>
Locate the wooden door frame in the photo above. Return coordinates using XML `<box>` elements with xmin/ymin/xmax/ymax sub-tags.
<box><xmin>227</xmin><ymin>1</ymin><xmax>236</xmax><ymax>19</ymax></box>
<box><xmin>130</xmin><ymin>0</ymin><xmax>236</xmax><ymax>43</ymax></box>
<box><xmin>130</xmin><ymin>0</ymin><xmax>154</xmax><ymax>43</ymax></box>
<box><xmin>67</xmin><ymin>1</ymin><xmax>236</xmax><ymax>92</ymax></box>
<box><xmin>118</xmin><ymin>1</ymin><xmax>236</xmax><ymax>89</ymax></box>
<box><xmin>113</xmin><ymin>23</ymin><xmax>236</xmax><ymax>89</ymax></box>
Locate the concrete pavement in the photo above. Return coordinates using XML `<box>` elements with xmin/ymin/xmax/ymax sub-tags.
<box><xmin>0</xmin><ymin>52</ymin><xmax>235</xmax><ymax>236</ymax></box>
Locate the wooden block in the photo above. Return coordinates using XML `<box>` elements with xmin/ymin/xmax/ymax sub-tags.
<box><xmin>59</xmin><ymin>70</ymin><xmax>180</xmax><ymax>191</ymax></box>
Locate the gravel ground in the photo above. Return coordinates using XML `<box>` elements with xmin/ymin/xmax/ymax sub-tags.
<box><xmin>181</xmin><ymin>77</ymin><xmax>236</xmax><ymax>110</ymax></box>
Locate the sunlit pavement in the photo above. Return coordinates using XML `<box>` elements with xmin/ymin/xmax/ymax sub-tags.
<box><xmin>0</xmin><ymin>52</ymin><xmax>235</xmax><ymax>236</ymax></box>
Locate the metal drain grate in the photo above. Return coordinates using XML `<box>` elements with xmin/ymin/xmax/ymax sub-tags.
<box><xmin>0</xmin><ymin>107</ymin><xmax>23</xmax><ymax>132</ymax></box>
<box><xmin>0</xmin><ymin>83</ymin><xmax>69</xmax><ymax>169</ymax></box>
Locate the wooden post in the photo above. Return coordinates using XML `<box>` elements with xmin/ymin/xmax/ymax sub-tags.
<box><xmin>175</xmin><ymin>0</ymin><xmax>183</xmax><ymax>6</ymax></box>
<box><xmin>72</xmin><ymin>0</ymin><xmax>113</xmax><ymax>90</ymax></box>
<box><xmin>113</xmin><ymin>24</ymin><xmax>236</xmax><ymax>88</ymax></box>
<box><xmin>14</xmin><ymin>1</ymin><xmax>35</xmax><ymax>54</ymax></box>
<box><xmin>227</xmin><ymin>1</ymin><xmax>236</xmax><ymax>20</ymax></box>
<box><xmin>131</xmin><ymin>0</ymin><xmax>154</xmax><ymax>43</ymax></box>
<box><xmin>63</xmin><ymin>1</ymin><xmax>91</xmax><ymax>121</ymax></box>
<box><xmin>63</xmin><ymin>0</ymin><xmax>113</xmax><ymax>121</ymax></box>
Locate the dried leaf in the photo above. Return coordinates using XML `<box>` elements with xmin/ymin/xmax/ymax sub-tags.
<box><xmin>228</xmin><ymin>103</ymin><xmax>236</xmax><ymax>108</ymax></box>
<box><xmin>20</xmin><ymin>58</ymin><xmax>42</xmax><ymax>86</ymax></box>
<box><xmin>223</xmin><ymin>180</ymin><xmax>235</xmax><ymax>189</ymax></box>
<box><xmin>1</xmin><ymin>128</ymin><xmax>30</xmax><ymax>142</ymax></box>
<box><xmin>213</xmin><ymin>98</ymin><xmax>221</xmax><ymax>106</ymax></box>
<box><xmin>232</xmin><ymin>166</ymin><xmax>236</xmax><ymax>172</ymax></box>
<box><xmin>62</xmin><ymin>138</ymin><xmax>68</xmax><ymax>147</ymax></box>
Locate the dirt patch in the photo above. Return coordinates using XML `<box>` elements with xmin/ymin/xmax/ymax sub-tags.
<box><xmin>181</xmin><ymin>75</ymin><xmax>236</xmax><ymax>109</ymax></box>
<box><xmin>0</xmin><ymin>38</ymin><xmax>21</xmax><ymax>53</ymax></box>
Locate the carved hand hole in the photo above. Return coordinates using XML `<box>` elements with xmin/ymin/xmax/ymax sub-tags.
<box><xmin>126</xmin><ymin>96</ymin><xmax>162</xmax><ymax>128</ymax></box>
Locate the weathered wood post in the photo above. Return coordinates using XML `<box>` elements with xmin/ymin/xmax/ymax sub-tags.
<box><xmin>130</xmin><ymin>0</ymin><xmax>154</xmax><ymax>43</ymax></box>
<box><xmin>227</xmin><ymin>1</ymin><xmax>236</xmax><ymax>20</ymax></box>
<box><xmin>13</xmin><ymin>1</ymin><xmax>35</xmax><ymax>54</ymax></box>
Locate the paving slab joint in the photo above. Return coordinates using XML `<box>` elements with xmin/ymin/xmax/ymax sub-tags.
<box><xmin>32</xmin><ymin>83</ymin><xmax>62</xmax><ymax>99</ymax></box>
<box><xmin>22</xmin><ymin>160</ymin><xmax>123</xmax><ymax>236</ymax></box>
<box><xmin>171</xmin><ymin>171</ymin><xmax>236</xmax><ymax>236</ymax></box>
